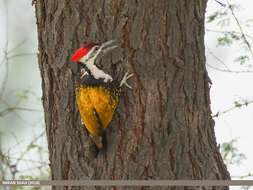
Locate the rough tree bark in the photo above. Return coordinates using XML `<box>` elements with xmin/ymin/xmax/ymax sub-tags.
<box><xmin>35</xmin><ymin>0</ymin><xmax>230</xmax><ymax>189</ymax></box>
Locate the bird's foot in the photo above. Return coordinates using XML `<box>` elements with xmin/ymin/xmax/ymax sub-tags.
<box><xmin>80</xmin><ymin>68</ymin><xmax>88</xmax><ymax>78</ymax></box>
<box><xmin>120</xmin><ymin>71</ymin><xmax>134</xmax><ymax>89</ymax></box>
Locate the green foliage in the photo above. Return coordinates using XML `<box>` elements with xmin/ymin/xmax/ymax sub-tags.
<box><xmin>217</xmin><ymin>35</ymin><xmax>233</xmax><ymax>46</ymax></box>
<box><xmin>0</xmin><ymin>130</ymin><xmax>50</xmax><ymax>188</ymax></box>
<box><xmin>241</xmin><ymin>186</ymin><xmax>250</xmax><ymax>190</ymax></box>
<box><xmin>15</xmin><ymin>89</ymin><xmax>30</xmax><ymax>99</ymax></box>
<box><xmin>233</xmin><ymin>97</ymin><xmax>252</xmax><ymax>108</ymax></box>
<box><xmin>207</xmin><ymin>11</ymin><xmax>228</xmax><ymax>24</ymax></box>
<box><xmin>234</xmin><ymin>55</ymin><xmax>249</xmax><ymax>65</ymax></box>
<box><xmin>221</xmin><ymin>138</ymin><xmax>246</xmax><ymax>166</ymax></box>
<box><xmin>234</xmin><ymin>100</ymin><xmax>243</xmax><ymax>108</ymax></box>
<box><xmin>207</xmin><ymin>2</ymin><xmax>253</xmax><ymax>71</ymax></box>
<box><xmin>0</xmin><ymin>1</ymin><xmax>48</xmax><ymax>189</ymax></box>
<box><xmin>15</xmin><ymin>94</ymin><xmax>29</xmax><ymax>99</ymax></box>
<box><xmin>19</xmin><ymin>175</ymin><xmax>39</xmax><ymax>180</ymax></box>
<box><xmin>27</xmin><ymin>143</ymin><xmax>44</xmax><ymax>153</ymax></box>
<box><xmin>216</xmin><ymin>32</ymin><xmax>242</xmax><ymax>47</ymax></box>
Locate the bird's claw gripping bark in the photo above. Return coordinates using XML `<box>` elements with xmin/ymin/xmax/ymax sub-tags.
<box><xmin>120</xmin><ymin>71</ymin><xmax>134</xmax><ymax>89</ymax></box>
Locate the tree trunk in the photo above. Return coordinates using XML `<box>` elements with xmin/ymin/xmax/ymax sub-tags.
<box><xmin>35</xmin><ymin>0</ymin><xmax>230</xmax><ymax>189</ymax></box>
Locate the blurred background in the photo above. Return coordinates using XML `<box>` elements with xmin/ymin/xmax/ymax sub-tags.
<box><xmin>0</xmin><ymin>0</ymin><xmax>252</xmax><ymax>189</ymax></box>
<box><xmin>0</xmin><ymin>0</ymin><xmax>49</xmax><ymax>182</ymax></box>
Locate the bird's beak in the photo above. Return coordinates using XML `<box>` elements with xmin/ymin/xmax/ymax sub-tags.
<box><xmin>101</xmin><ymin>40</ymin><xmax>118</xmax><ymax>55</ymax></box>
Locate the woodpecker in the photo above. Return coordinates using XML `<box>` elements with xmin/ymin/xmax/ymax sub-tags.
<box><xmin>72</xmin><ymin>40</ymin><xmax>133</xmax><ymax>158</ymax></box>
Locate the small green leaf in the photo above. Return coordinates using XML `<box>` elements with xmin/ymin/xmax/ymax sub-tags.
<box><xmin>234</xmin><ymin>55</ymin><xmax>249</xmax><ymax>65</ymax></box>
<box><xmin>16</xmin><ymin>94</ymin><xmax>28</xmax><ymax>99</ymax></box>
<box><xmin>206</xmin><ymin>11</ymin><xmax>228</xmax><ymax>23</ymax></box>
<box><xmin>217</xmin><ymin>36</ymin><xmax>232</xmax><ymax>46</ymax></box>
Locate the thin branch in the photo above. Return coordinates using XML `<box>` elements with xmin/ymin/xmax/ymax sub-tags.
<box><xmin>0</xmin><ymin>0</ymin><xmax>9</xmax><ymax>102</ymax></box>
<box><xmin>212</xmin><ymin>100</ymin><xmax>253</xmax><ymax>117</ymax></box>
<box><xmin>207</xmin><ymin>63</ymin><xmax>253</xmax><ymax>73</ymax></box>
<box><xmin>231</xmin><ymin>173</ymin><xmax>253</xmax><ymax>179</ymax></box>
<box><xmin>0</xmin><ymin>55</ymin><xmax>6</xmax><ymax>67</ymax></box>
<box><xmin>7</xmin><ymin>156</ymin><xmax>49</xmax><ymax>165</ymax></box>
<box><xmin>14</xmin><ymin>131</ymin><xmax>46</xmax><ymax>167</ymax></box>
<box><xmin>206</xmin><ymin>46</ymin><xmax>231</xmax><ymax>70</ymax></box>
<box><xmin>0</xmin><ymin>53</ymin><xmax>36</xmax><ymax>102</ymax></box>
<box><xmin>0</xmin><ymin>53</ymin><xmax>9</xmax><ymax>102</ymax></box>
<box><xmin>0</xmin><ymin>89</ymin><xmax>42</xmax><ymax>125</ymax></box>
<box><xmin>7</xmin><ymin>40</ymin><xmax>27</xmax><ymax>54</ymax></box>
<box><xmin>226</xmin><ymin>0</ymin><xmax>253</xmax><ymax>58</ymax></box>
<box><xmin>2</xmin><ymin>102</ymin><xmax>43</xmax><ymax>126</ymax></box>
<box><xmin>13</xmin><ymin>107</ymin><xmax>42</xmax><ymax>112</ymax></box>
<box><xmin>7</xmin><ymin>53</ymin><xmax>37</xmax><ymax>59</ymax></box>
<box><xmin>0</xmin><ymin>148</ymin><xmax>14</xmax><ymax>180</ymax></box>
<box><xmin>5</xmin><ymin>0</ymin><xmax>9</xmax><ymax>52</ymax></box>
<box><xmin>206</xmin><ymin>28</ymin><xmax>253</xmax><ymax>42</ymax></box>
<box><xmin>0</xmin><ymin>106</ymin><xmax>42</xmax><ymax>117</ymax></box>
<box><xmin>20</xmin><ymin>165</ymin><xmax>48</xmax><ymax>173</ymax></box>
<box><xmin>206</xmin><ymin>43</ymin><xmax>252</xmax><ymax>73</ymax></box>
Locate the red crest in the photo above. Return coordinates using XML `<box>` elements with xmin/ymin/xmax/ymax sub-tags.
<box><xmin>72</xmin><ymin>42</ymin><xmax>100</xmax><ymax>62</ymax></box>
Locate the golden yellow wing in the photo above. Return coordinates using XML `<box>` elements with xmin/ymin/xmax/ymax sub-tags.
<box><xmin>76</xmin><ymin>86</ymin><xmax>119</xmax><ymax>136</ymax></box>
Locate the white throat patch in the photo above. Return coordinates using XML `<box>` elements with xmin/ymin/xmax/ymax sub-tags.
<box><xmin>79</xmin><ymin>57</ymin><xmax>113</xmax><ymax>83</ymax></box>
<box><xmin>86</xmin><ymin>63</ymin><xmax>113</xmax><ymax>83</ymax></box>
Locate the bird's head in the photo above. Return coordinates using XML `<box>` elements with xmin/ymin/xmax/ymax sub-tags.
<box><xmin>72</xmin><ymin>40</ymin><xmax>118</xmax><ymax>65</ymax></box>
